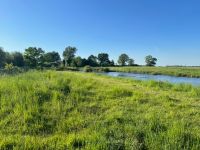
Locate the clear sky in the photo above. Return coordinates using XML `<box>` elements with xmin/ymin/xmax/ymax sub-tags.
<box><xmin>1</xmin><ymin>0</ymin><xmax>200</xmax><ymax>66</ymax></box>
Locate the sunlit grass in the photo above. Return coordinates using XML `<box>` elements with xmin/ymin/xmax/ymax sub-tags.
<box><xmin>108</xmin><ymin>66</ymin><xmax>200</xmax><ymax>78</ymax></box>
<box><xmin>0</xmin><ymin>70</ymin><xmax>200</xmax><ymax>149</ymax></box>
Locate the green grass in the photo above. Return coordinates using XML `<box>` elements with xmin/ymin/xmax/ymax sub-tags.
<box><xmin>108</xmin><ymin>66</ymin><xmax>200</xmax><ymax>78</ymax></box>
<box><xmin>0</xmin><ymin>71</ymin><xmax>200</xmax><ymax>149</ymax></box>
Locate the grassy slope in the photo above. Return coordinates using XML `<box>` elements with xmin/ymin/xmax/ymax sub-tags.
<box><xmin>108</xmin><ymin>66</ymin><xmax>200</xmax><ymax>78</ymax></box>
<box><xmin>0</xmin><ymin>71</ymin><xmax>200</xmax><ymax>149</ymax></box>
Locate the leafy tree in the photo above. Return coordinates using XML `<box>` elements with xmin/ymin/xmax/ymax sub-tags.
<box><xmin>87</xmin><ymin>55</ymin><xmax>98</xmax><ymax>67</ymax></box>
<box><xmin>24</xmin><ymin>47</ymin><xmax>45</xmax><ymax>68</ymax></box>
<box><xmin>110</xmin><ymin>60</ymin><xmax>115</xmax><ymax>66</ymax></box>
<box><xmin>63</xmin><ymin>46</ymin><xmax>77</xmax><ymax>66</ymax></box>
<box><xmin>118</xmin><ymin>53</ymin><xmax>129</xmax><ymax>66</ymax></box>
<box><xmin>0</xmin><ymin>48</ymin><xmax>24</xmax><ymax>68</ymax></box>
<box><xmin>97</xmin><ymin>53</ymin><xmax>110</xmax><ymax>66</ymax></box>
<box><xmin>0</xmin><ymin>47</ymin><xmax>6</xmax><ymax>68</ymax></box>
<box><xmin>5</xmin><ymin>52</ymin><xmax>13</xmax><ymax>64</ymax></box>
<box><xmin>81</xmin><ymin>58</ymin><xmax>88</xmax><ymax>67</ymax></box>
<box><xmin>128</xmin><ymin>58</ymin><xmax>134</xmax><ymax>66</ymax></box>
<box><xmin>43</xmin><ymin>51</ymin><xmax>61</xmax><ymax>67</ymax></box>
<box><xmin>12</xmin><ymin>52</ymin><xmax>24</xmax><ymax>67</ymax></box>
<box><xmin>145</xmin><ymin>55</ymin><xmax>157</xmax><ymax>66</ymax></box>
<box><xmin>62</xmin><ymin>60</ymin><xmax>66</xmax><ymax>67</ymax></box>
<box><xmin>44</xmin><ymin>51</ymin><xmax>61</xmax><ymax>62</ymax></box>
<box><xmin>71</xmin><ymin>56</ymin><xmax>84</xmax><ymax>67</ymax></box>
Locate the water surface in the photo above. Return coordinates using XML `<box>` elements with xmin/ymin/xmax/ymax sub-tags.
<box><xmin>101</xmin><ymin>72</ymin><xmax>200</xmax><ymax>86</ymax></box>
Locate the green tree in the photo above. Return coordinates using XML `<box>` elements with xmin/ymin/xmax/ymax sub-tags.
<box><xmin>87</xmin><ymin>55</ymin><xmax>98</xmax><ymax>67</ymax></box>
<box><xmin>63</xmin><ymin>46</ymin><xmax>77</xmax><ymax>66</ymax></box>
<box><xmin>71</xmin><ymin>56</ymin><xmax>84</xmax><ymax>67</ymax></box>
<box><xmin>12</xmin><ymin>52</ymin><xmax>24</xmax><ymax>67</ymax></box>
<box><xmin>24</xmin><ymin>47</ymin><xmax>45</xmax><ymax>68</ymax></box>
<box><xmin>97</xmin><ymin>53</ymin><xmax>110</xmax><ymax>66</ymax></box>
<box><xmin>110</xmin><ymin>60</ymin><xmax>115</xmax><ymax>66</ymax></box>
<box><xmin>128</xmin><ymin>58</ymin><xmax>134</xmax><ymax>66</ymax></box>
<box><xmin>0</xmin><ymin>47</ymin><xmax>6</xmax><ymax>68</ymax></box>
<box><xmin>43</xmin><ymin>51</ymin><xmax>61</xmax><ymax>67</ymax></box>
<box><xmin>118</xmin><ymin>53</ymin><xmax>129</xmax><ymax>66</ymax></box>
<box><xmin>145</xmin><ymin>55</ymin><xmax>157</xmax><ymax>66</ymax></box>
<box><xmin>81</xmin><ymin>58</ymin><xmax>88</xmax><ymax>66</ymax></box>
<box><xmin>5</xmin><ymin>52</ymin><xmax>13</xmax><ymax>64</ymax></box>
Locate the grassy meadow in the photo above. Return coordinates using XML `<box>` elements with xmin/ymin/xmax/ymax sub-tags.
<box><xmin>0</xmin><ymin>71</ymin><xmax>200</xmax><ymax>149</ymax></box>
<box><xmin>108</xmin><ymin>66</ymin><xmax>200</xmax><ymax>78</ymax></box>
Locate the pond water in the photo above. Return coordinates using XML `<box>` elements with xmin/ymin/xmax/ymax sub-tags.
<box><xmin>101</xmin><ymin>72</ymin><xmax>200</xmax><ymax>86</ymax></box>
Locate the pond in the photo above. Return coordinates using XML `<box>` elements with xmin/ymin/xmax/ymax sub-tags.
<box><xmin>101</xmin><ymin>72</ymin><xmax>200</xmax><ymax>86</ymax></box>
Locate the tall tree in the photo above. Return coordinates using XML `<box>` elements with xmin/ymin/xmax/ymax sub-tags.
<box><xmin>110</xmin><ymin>60</ymin><xmax>115</xmax><ymax>66</ymax></box>
<box><xmin>44</xmin><ymin>51</ymin><xmax>60</xmax><ymax>62</ymax></box>
<box><xmin>97</xmin><ymin>53</ymin><xmax>110</xmax><ymax>66</ymax></box>
<box><xmin>87</xmin><ymin>55</ymin><xmax>98</xmax><ymax>67</ymax></box>
<box><xmin>43</xmin><ymin>51</ymin><xmax>61</xmax><ymax>67</ymax></box>
<box><xmin>5</xmin><ymin>52</ymin><xmax>13</xmax><ymax>64</ymax></box>
<box><xmin>128</xmin><ymin>58</ymin><xmax>134</xmax><ymax>66</ymax></box>
<box><xmin>81</xmin><ymin>58</ymin><xmax>88</xmax><ymax>67</ymax></box>
<box><xmin>71</xmin><ymin>56</ymin><xmax>84</xmax><ymax>67</ymax></box>
<box><xmin>24</xmin><ymin>47</ymin><xmax>45</xmax><ymax>68</ymax></box>
<box><xmin>118</xmin><ymin>53</ymin><xmax>129</xmax><ymax>66</ymax></box>
<box><xmin>0</xmin><ymin>47</ymin><xmax>6</xmax><ymax>68</ymax></box>
<box><xmin>63</xmin><ymin>46</ymin><xmax>77</xmax><ymax>66</ymax></box>
<box><xmin>145</xmin><ymin>55</ymin><xmax>157</xmax><ymax>66</ymax></box>
<box><xmin>12</xmin><ymin>52</ymin><xmax>24</xmax><ymax>67</ymax></box>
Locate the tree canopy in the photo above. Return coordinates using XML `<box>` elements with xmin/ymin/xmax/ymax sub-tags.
<box><xmin>71</xmin><ymin>56</ymin><xmax>84</xmax><ymax>67</ymax></box>
<box><xmin>97</xmin><ymin>53</ymin><xmax>111</xmax><ymax>66</ymax></box>
<box><xmin>128</xmin><ymin>58</ymin><xmax>134</xmax><ymax>66</ymax></box>
<box><xmin>24</xmin><ymin>47</ymin><xmax>45</xmax><ymax>68</ymax></box>
<box><xmin>145</xmin><ymin>55</ymin><xmax>157</xmax><ymax>66</ymax></box>
<box><xmin>12</xmin><ymin>52</ymin><xmax>24</xmax><ymax>67</ymax></box>
<box><xmin>0</xmin><ymin>47</ymin><xmax>6</xmax><ymax>68</ymax></box>
<box><xmin>43</xmin><ymin>51</ymin><xmax>61</xmax><ymax>67</ymax></box>
<box><xmin>118</xmin><ymin>53</ymin><xmax>129</xmax><ymax>66</ymax></box>
<box><xmin>0</xmin><ymin>46</ymin><xmax>160</xmax><ymax>69</ymax></box>
<box><xmin>63</xmin><ymin>46</ymin><xmax>77</xmax><ymax>66</ymax></box>
<box><xmin>87</xmin><ymin>55</ymin><xmax>98</xmax><ymax>67</ymax></box>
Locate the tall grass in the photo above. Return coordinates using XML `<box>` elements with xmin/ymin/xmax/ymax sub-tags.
<box><xmin>108</xmin><ymin>66</ymin><xmax>200</xmax><ymax>78</ymax></box>
<box><xmin>0</xmin><ymin>71</ymin><xmax>200</xmax><ymax>149</ymax></box>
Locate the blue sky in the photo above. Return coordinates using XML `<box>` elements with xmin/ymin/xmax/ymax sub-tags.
<box><xmin>1</xmin><ymin>0</ymin><xmax>200</xmax><ymax>66</ymax></box>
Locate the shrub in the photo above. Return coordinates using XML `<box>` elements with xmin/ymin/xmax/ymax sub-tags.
<box><xmin>0</xmin><ymin>64</ymin><xmax>24</xmax><ymax>75</ymax></box>
<box><xmin>102</xmin><ymin>67</ymin><xmax>110</xmax><ymax>72</ymax></box>
<box><xmin>93</xmin><ymin>67</ymin><xmax>110</xmax><ymax>72</ymax></box>
<box><xmin>56</xmin><ymin>66</ymin><xmax>79</xmax><ymax>71</ymax></box>
<box><xmin>83</xmin><ymin>65</ymin><xmax>93</xmax><ymax>72</ymax></box>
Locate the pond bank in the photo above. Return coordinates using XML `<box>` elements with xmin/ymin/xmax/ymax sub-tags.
<box><xmin>107</xmin><ymin>66</ymin><xmax>200</xmax><ymax>78</ymax></box>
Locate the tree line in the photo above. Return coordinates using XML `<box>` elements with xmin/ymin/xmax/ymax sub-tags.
<box><xmin>0</xmin><ymin>46</ymin><xmax>157</xmax><ymax>69</ymax></box>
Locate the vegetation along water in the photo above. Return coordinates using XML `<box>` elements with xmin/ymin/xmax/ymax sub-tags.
<box><xmin>108</xmin><ymin>66</ymin><xmax>200</xmax><ymax>78</ymax></box>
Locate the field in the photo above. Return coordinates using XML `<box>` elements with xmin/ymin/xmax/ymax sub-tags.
<box><xmin>108</xmin><ymin>66</ymin><xmax>200</xmax><ymax>78</ymax></box>
<box><xmin>0</xmin><ymin>71</ymin><xmax>200</xmax><ymax>149</ymax></box>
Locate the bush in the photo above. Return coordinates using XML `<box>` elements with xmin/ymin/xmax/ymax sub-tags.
<box><xmin>103</xmin><ymin>67</ymin><xmax>110</xmax><ymax>72</ymax></box>
<box><xmin>56</xmin><ymin>67</ymin><xmax>79</xmax><ymax>71</ymax></box>
<box><xmin>83</xmin><ymin>66</ymin><xmax>93</xmax><ymax>72</ymax></box>
<box><xmin>0</xmin><ymin>64</ymin><xmax>25</xmax><ymax>75</ymax></box>
<box><xmin>93</xmin><ymin>67</ymin><xmax>110</xmax><ymax>72</ymax></box>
